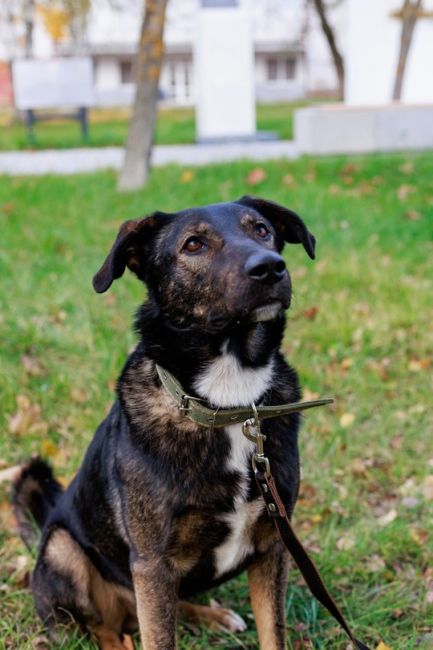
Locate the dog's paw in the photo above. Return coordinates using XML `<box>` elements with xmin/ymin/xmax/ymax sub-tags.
<box><xmin>218</xmin><ymin>608</ymin><xmax>247</xmax><ymax>633</ymax></box>
<box><xmin>209</xmin><ymin>598</ymin><xmax>247</xmax><ymax>633</ymax></box>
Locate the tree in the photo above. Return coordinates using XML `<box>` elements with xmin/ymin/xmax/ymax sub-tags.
<box><xmin>118</xmin><ymin>0</ymin><xmax>168</xmax><ymax>191</ymax></box>
<box><xmin>311</xmin><ymin>0</ymin><xmax>345</xmax><ymax>99</ymax></box>
<box><xmin>392</xmin><ymin>0</ymin><xmax>425</xmax><ymax>101</ymax></box>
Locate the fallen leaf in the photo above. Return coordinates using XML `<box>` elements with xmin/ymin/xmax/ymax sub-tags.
<box><xmin>405</xmin><ymin>209</ymin><xmax>421</xmax><ymax>221</ymax></box>
<box><xmin>247</xmin><ymin>168</ymin><xmax>267</xmax><ymax>185</ymax></box>
<box><xmin>425</xmin><ymin>591</ymin><xmax>433</xmax><ymax>605</ymax></box>
<box><xmin>377</xmin><ymin>508</ymin><xmax>397</xmax><ymax>526</ymax></box>
<box><xmin>336</xmin><ymin>534</ymin><xmax>355</xmax><ymax>550</ymax></box>
<box><xmin>366</xmin><ymin>555</ymin><xmax>385</xmax><ymax>572</ymax></box>
<box><xmin>40</xmin><ymin>440</ymin><xmax>58</xmax><ymax>458</ymax></box>
<box><xmin>397</xmin><ymin>184</ymin><xmax>415</xmax><ymax>201</ymax></box>
<box><xmin>339</xmin><ymin>413</ymin><xmax>355</xmax><ymax>428</ymax></box>
<box><xmin>399</xmin><ymin>160</ymin><xmax>414</xmax><ymax>174</ymax></box>
<box><xmin>302</xmin><ymin>306</ymin><xmax>319</xmax><ymax>320</ymax></box>
<box><xmin>328</xmin><ymin>184</ymin><xmax>341</xmax><ymax>195</ymax></box>
<box><xmin>411</xmin><ymin>527</ymin><xmax>429</xmax><ymax>545</ymax></box>
<box><xmin>21</xmin><ymin>355</ymin><xmax>44</xmax><ymax>377</ymax></box>
<box><xmin>408</xmin><ymin>357</ymin><xmax>431</xmax><ymax>372</ymax></box>
<box><xmin>1</xmin><ymin>202</ymin><xmax>15</xmax><ymax>215</ymax></box>
<box><xmin>423</xmin><ymin>476</ymin><xmax>433</xmax><ymax>501</ymax></box>
<box><xmin>376</xmin><ymin>642</ymin><xmax>392</xmax><ymax>650</ymax></box>
<box><xmin>282</xmin><ymin>173</ymin><xmax>296</xmax><ymax>186</ymax></box>
<box><xmin>8</xmin><ymin>395</ymin><xmax>49</xmax><ymax>437</ymax></box>
<box><xmin>70</xmin><ymin>387</ymin><xmax>87</xmax><ymax>404</ymax></box>
<box><xmin>180</xmin><ymin>169</ymin><xmax>194</xmax><ymax>183</ymax></box>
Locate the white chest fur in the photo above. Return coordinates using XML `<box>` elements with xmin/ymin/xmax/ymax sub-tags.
<box><xmin>193</xmin><ymin>350</ymin><xmax>274</xmax><ymax>577</ymax></box>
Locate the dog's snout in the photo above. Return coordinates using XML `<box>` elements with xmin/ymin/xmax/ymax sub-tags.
<box><xmin>245</xmin><ymin>252</ymin><xmax>287</xmax><ymax>283</ymax></box>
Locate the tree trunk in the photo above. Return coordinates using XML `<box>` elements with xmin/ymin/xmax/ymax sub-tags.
<box><xmin>118</xmin><ymin>0</ymin><xmax>168</xmax><ymax>191</ymax></box>
<box><xmin>23</xmin><ymin>0</ymin><xmax>35</xmax><ymax>58</ymax></box>
<box><xmin>392</xmin><ymin>0</ymin><xmax>423</xmax><ymax>101</ymax></box>
<box><xmin>311</xmin><ymin>0</ymin><xmax>345</xmax><ymax>99</ymax></box>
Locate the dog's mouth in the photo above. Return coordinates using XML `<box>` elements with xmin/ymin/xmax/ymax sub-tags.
<box><xmin>248</xmin><ymin>301</ymin><xmax>283</xmax><ymax>323</ymax></box>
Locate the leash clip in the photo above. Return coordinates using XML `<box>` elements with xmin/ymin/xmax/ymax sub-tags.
<box><xmin>242</xmin><ymin>404</ymin><xmax>271</xmax><ymax>478</ymax></box>
<box><xmin>179</xmin><ymin>395</ymin><xmax>191</xmax><ymax>413</ymax></box>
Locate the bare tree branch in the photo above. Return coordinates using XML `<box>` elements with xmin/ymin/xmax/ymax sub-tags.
<box><xmin>311</xmin><ymin>0</ymin><xmax>344</xmax><ymax>99</ymax></box>
<box><xmin>392</xmin><ymin>0</ymin><xmax>423</xmax><ymax>101</ymax></box>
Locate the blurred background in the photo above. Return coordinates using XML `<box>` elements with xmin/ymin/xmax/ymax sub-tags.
<box><xmin>0</xmin><ymin>1</ymin><xmax>432</xmax><ymax>649</ymax></box>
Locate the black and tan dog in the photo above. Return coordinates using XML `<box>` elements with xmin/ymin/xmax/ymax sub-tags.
<box><xmin>13</xmin><ymin>196</ymin><xmax>316</xmax><ymax>650</ymax></box>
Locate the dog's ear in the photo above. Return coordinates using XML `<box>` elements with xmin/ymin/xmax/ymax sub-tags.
<box><xmin>92</xmin><ymin>212</ymin><xmax>169</xmax><ymax>293</ymax></box>
<box><xmin>236</xmin><ymin>195</ymin><xmax>316</xmax><ymax>259</ymax></box>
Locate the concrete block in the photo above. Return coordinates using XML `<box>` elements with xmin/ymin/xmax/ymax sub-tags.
<box><xmin>295</xmin><ymin>103</ymin><xmax>433</xmax><ymax>155</ymax></box>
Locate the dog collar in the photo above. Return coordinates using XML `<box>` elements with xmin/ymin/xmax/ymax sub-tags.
<box><xmin>155</xmin><ymin>364</ymin><xmax>333</xmax><ymax>429</ymax></box>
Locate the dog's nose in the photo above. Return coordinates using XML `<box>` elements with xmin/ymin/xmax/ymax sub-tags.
<box><xmin>245</xmin><ymin>252</ymin><xmax>287</xmax><ymax>283</ymax></box>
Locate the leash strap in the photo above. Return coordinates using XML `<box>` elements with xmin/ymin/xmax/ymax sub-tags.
<box><xmin>155</xmin><ymin>364</ymin><xmax>371</xmax><ymax>647</ymax></box>
<box><xmin>255</xmin><ymin>470</ymin><xmax>370</xmax><ymax>650</ymax></box>
<box><xmin>156</xmin><ymin>364</ymin><xmax>333</xmax><ymax>428</ymax></box>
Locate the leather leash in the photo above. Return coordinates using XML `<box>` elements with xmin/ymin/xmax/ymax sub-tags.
<box><xmin>156</xmin><ymin>364</ymin><xmax>371</xmax><ymax>648</ymax></box>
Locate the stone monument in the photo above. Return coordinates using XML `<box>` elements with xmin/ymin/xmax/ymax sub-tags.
<box><xmin>194</xmin><ymin>0</ymin><xmax>256</xmax><ymax>141</ymax></box>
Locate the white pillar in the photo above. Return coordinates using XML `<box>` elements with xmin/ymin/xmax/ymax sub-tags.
<box><xmin>194</xmin><ymin>0</ymin><xmax>256</xmax><ymax>141</ymax></box>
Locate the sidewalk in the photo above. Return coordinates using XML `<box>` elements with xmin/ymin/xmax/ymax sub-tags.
<box><xmin>0</xmin><ymin>140</ymin><xmax>298</xmax><ymax>175</ymax></box>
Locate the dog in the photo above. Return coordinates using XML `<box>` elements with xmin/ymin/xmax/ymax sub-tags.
<box><xmin>13</xmin><ymin>196</ymin><xmax>316</xmax><ymax>650</ymax></box>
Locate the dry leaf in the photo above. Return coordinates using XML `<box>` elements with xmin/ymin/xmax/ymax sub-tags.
<box><xmin>399</xmin><ymin>160</ymin><xmax>414</xmax><ymax>175</ymax></box>
<box><xmin>425</xmin><ymin>591</ymin><xmax>433</xmax><ymax>606</ymax></box>
<box><xmin>283</xmin><ymin>173</ymin><xmax>296</xmax><ymax>186</ymax></box>
<box><xmin>408</xmin><ymin>357</ymin><xmax>430</xmax><ymax>372</ymax></box>
<box><xmin>40</xmin><ymin>440</ymin><xmax>58</xmax><ymax>458</ymax></box>
<box><xmin>377</xmin><ymin>508</ymin><xmax>397</xmax><ymax>527</ymax></box>
<box><xmin>21</xmin><ymin>354</ymin><xmax>44</xmax><ymax>376</ymax></box>
<box><xmin>180</xmin><ymin>169</ymin><xmax>194</xmax><ymax>183</ymax></box>
<box><xmin>406</xmin><ymin>209</ymin><xmax>421</xmax><ymax>221</ymax></box>
<box><xmin>302</xmin><ymin>306</ymin><xmax>319</xmax><ymax>320</ymax></box>
<box><xmin>339</xmin><ymin>413</ymin><xmax>355</xmax><ymax>428</ymax></box>
<box><xmin>70</xmin><ymin>387</ymin><xmax>87</xmax><ymax>404</ymax></box>
<box><xmin>8</xmin><ymin>395</ymin><xmax>49</xmax><ymax>437</ymax></box>
<box><xmin>336</xmin><ymin>534</ymin><xmax>355</xmax><ymax>551</ymax></box>
<box><xmin>376</xmin><ymin>642</ymin><xmax>392</xmax><ymax>650</ymax></box>
<box><xmin>366</xmin><ymin>555</ymin><xmax>385</xmax><ymax>572</ymax></box>
<box><xmin>397</xmin><ymin>184</ymin><xmax>415</xmax><ymax>201</ymax></box>
<box><xmin>410</xmin><ymin>527</ymin><xmax>429</xmax><ymax>545</ymax></box>
<box><xmin>423</xmin><ymin>476</ymin><xmax>433</xmax><ymax>501</ymax></box>
<box><xmin>247</xmin><ymin>168</ymin><xmax>267</xmax><ymax>185</ymax></box>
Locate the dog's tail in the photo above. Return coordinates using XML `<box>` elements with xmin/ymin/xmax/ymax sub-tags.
<box><xmin>12</xmin><ymin>456</ymin><xmax>63</xmax><ymax>548</ymax></box>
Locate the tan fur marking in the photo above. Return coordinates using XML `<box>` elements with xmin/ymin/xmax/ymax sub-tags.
<box><xmin>91</xmin><ymin>626</ymin><xmax>134</xmax><ymax>650</ymax></box>
<box><xmin>248</xmin><ymin>558</ymin><xmax>287</xmax><ymax>650</ymax></box>
<box><xmin>46</xmin><ymin>529</ymin><xmax>137</xmax><ymax>643</ymax></box>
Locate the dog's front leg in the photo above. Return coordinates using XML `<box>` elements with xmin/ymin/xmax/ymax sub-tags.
<box><xmin>248</xmin><ymin>542</ymin><xmax>289</xmax><ymax>650</ymax></box>
<box><xmin>131</xmin><ymin>557</ymin><xmax>178</xmax><ymax>650</ymax></box>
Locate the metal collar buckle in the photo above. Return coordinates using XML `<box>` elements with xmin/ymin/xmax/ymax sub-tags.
<box><xmin>242</xmin><ymin>403</ymin><xmax>271</xmax><ymax>478</ymax></box>
<box><xmin>179</xmin><ymin>395</ymin><xmax>191</xmax><ymax>413</ymax></box>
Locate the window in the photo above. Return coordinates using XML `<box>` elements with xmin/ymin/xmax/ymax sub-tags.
<box><xmin>266</xmin><ymin>55</ymin><xmax>296</xmax><ymax>82</ymax></box>
<box><xmin>120</xmin><ymin>61</ymin><xmax>133</xmax><ymax>84</ymax></box>
<box><xmin>266</xmin><ymin>57</ymin><xmax>278</xmax><ymax>81</ymax></box>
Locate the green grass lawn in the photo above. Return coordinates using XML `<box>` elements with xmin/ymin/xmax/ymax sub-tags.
<box><xmin>0</xmin><ymin>102</ymin><xmax>306</xmax><ymax>151</ymax></box>
<box><xmin>0</xmin><ymin>152</ymin><xmax>432</xmax><ymax>649</ymax></box>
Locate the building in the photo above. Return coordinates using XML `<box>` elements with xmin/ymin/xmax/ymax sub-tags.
<box><xmin>0</xmin><ymin>0</ymin><xmax>344</xmax><ymax>109</ymax></box>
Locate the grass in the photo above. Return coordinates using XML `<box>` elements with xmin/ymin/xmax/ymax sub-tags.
<box><xmin>0</xmin><ymin>102</ymin><xmax>307</xmax><ymax>151</ymax></box>
<box><xmin>0</xmin><ymin>152</ymin><xmax>432</xmax><ymax>649</ymax></box>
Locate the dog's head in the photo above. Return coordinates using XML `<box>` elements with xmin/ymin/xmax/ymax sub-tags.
<box><xmin>93</xmin><ymin>196</ymin><xmax>315</xmax><ymax>333</ymax></box>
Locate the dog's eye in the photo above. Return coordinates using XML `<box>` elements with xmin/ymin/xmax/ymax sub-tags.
<box><xmin>183</xmin><ymin>237</ymin><xmax>205</xmax><ymax>254</ymax></box>
<box><xmin>255</xmin><ymin>223</ymin><xmax>270</xmax><ymax>239</ymax></box>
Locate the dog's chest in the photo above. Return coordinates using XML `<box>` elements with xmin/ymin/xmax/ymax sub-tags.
<box><xmin>193</xmin><ymin>351</ymin><xmax>274</xmax><ymax>577</ymax></box>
